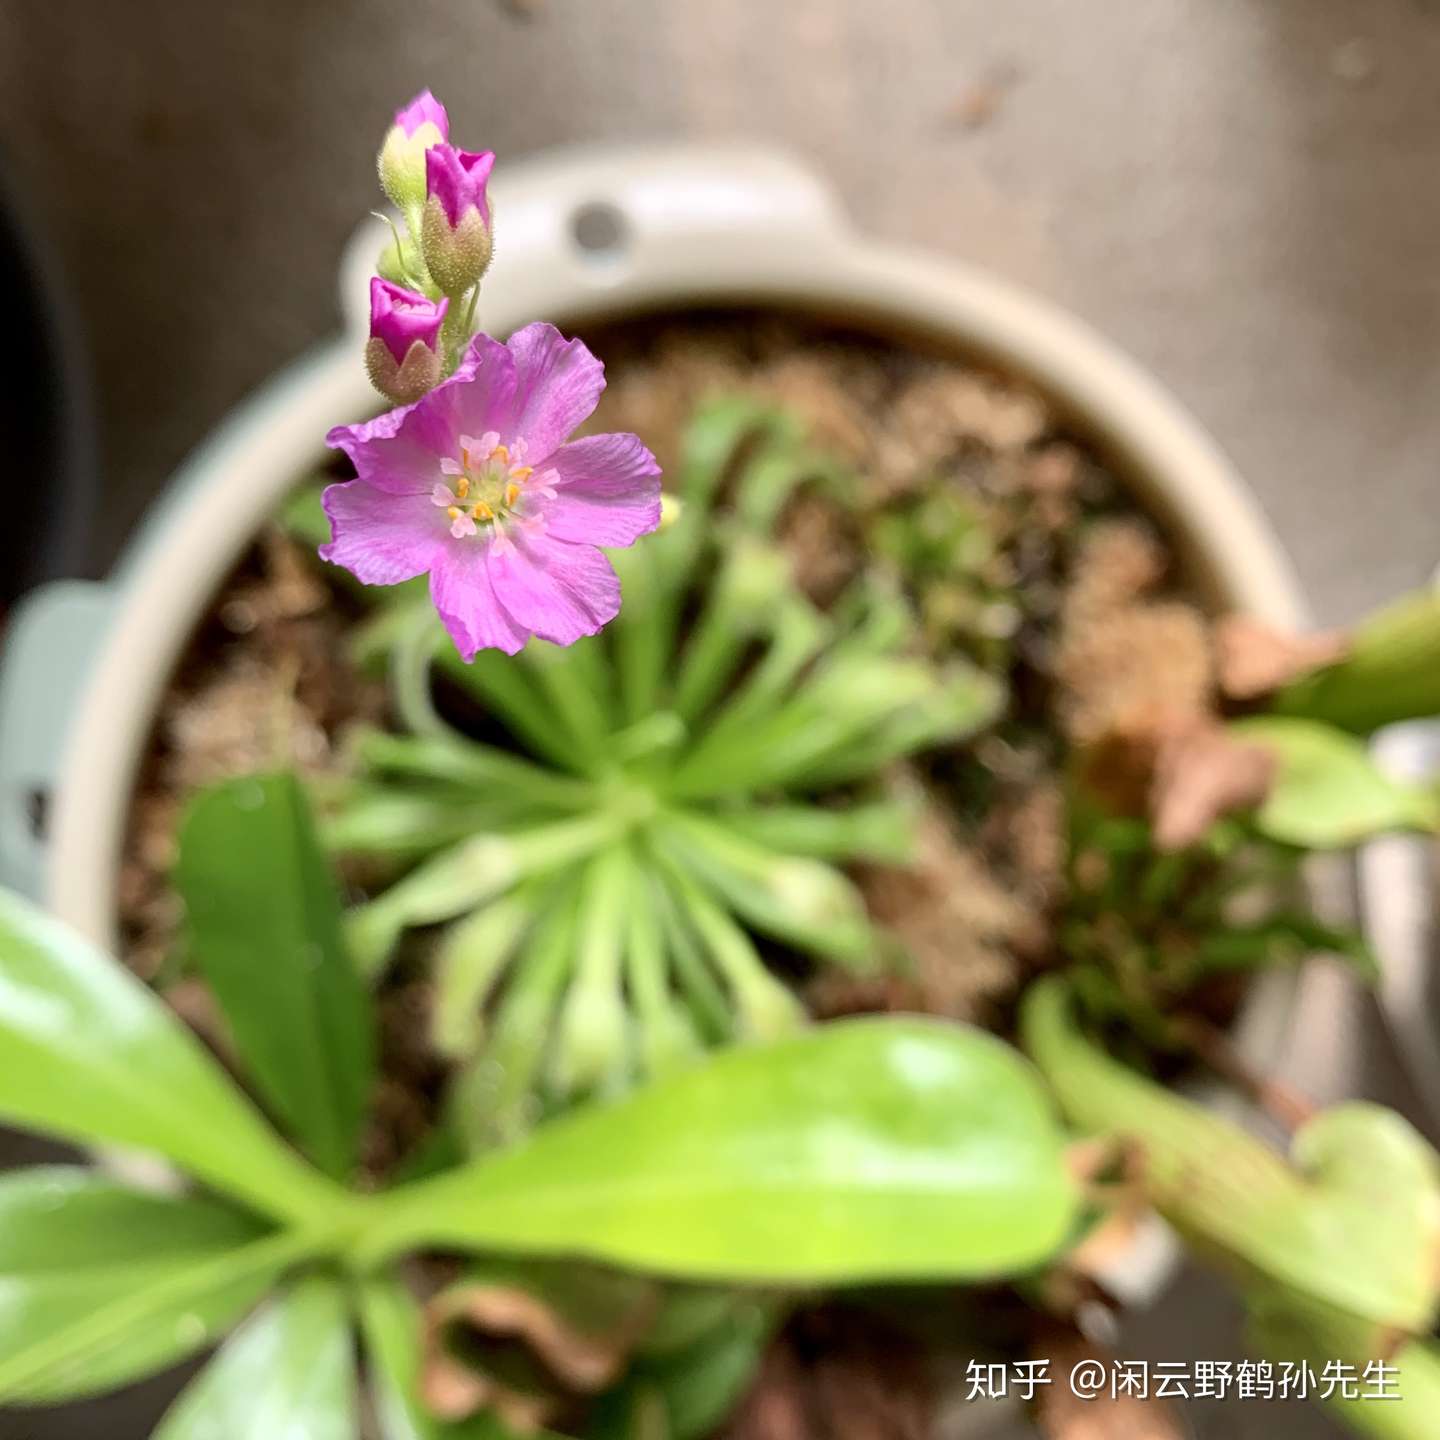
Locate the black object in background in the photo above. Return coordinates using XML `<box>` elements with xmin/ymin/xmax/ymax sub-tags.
<box><xmin>0</xmin><ymin>148</ymin><xmax>98</xmax><ymax>606</ymax></box>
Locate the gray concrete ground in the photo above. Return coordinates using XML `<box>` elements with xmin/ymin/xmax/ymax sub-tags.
<box><xmin>2</xmin><ymin>2</ymin><xmax>1438</xmax><ymax>1437</ymax></box>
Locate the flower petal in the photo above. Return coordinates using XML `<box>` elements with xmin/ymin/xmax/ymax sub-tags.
<box><xmin>503</xmin><ymin>323</ymin><xmax>605</xmax><ymax>461</ymax></box>
<box><xmin>319</xmin><ymin>479</ymin><xmax>446</xmax><ymax>585</ymax></box>
<box><xmin>429</xmin><ymin>539</ymin><xmax>531</xmax><ymax>659</ymax></box>
<box><xmin>489</xmin><ymin>528</ymin><xmax>622</xmax><ymax>647</ymax></box>
<box><xmin>325</xmin><ymin>401</ymin><xmax>452</xmax><ymax>496</ymax></box>
<box><xmin>325</xmin><ymin>333</ymin><xmax>517</xmax><ymax>494</ymax></box>
<box><xmin>540</xmin><ymin>433</ymin><xmax>663</xmax><ymax>548</ymax></box>
<box><xmin>445</xmin><ymin>335</ymin><xmax>518</xmax><ymax>449</ymax></box>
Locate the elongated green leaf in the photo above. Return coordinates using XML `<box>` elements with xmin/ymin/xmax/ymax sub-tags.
<box><xmin>1250</xmin><ymin>1295</ymin><xmax>1440</xmax><ymax>1440</ymax></box>
<box><xmin>719</xmin><ymin>801</ymin><xmax>915</xmax><ymax>865</ymax></box>
<box><xmin>659</xmin><ymin>812</ymin><xmax>880</xmax><ymax>972</ymax></box>
<box><xmin>1023</xmin><ymin>978</ymin><xmax>1440</xmax><ymax>1332</ymax></box>
<box><xmin>1232</xmin><ymin>716</ymin><xmax>1440</xmax><ymax>847</ymax></box>
<box><xmin>154</xmin><ymin>1275</ymin><xmax>355</xmax><ymax>1440</ymax></box>
<box><xmin>0</xmin><ymin>887</ymin><xmax>346</xmax><ymax>1224</ymax></box>
<box><xmin>0</xmin><ymin>1189</ymin><xmax>329</xmax><ymax>1401</ymax></box>
<box><xmin>177</xmin><ymin>773</ymin><xmax>375</xmax><ymax>1179</ymax></box>
<box><xmin>320</xmin><ymin>786</ymin><xmax>540</xmax><ymax>860</ymax></box>
<box><xmin>359</xmin><ymin>1019</ymin><xmax>1078</xmax><ymax>1283</ymax></box>
<box><xmin>432</xmin><ymin>886</ymin><xmax>545</xmax><ymax>1060</ymax></box>
<box><xmin>451</xmin><ymin>881</ymin><xmax>584</xmax><ymax>1151</ymax></box>
<box><xmin>550</xmin><ymin>847</ymin><xmax>635</xmax><ymax>1098</ymax></box>
<box><xmin>1194</xmin><ymin>914</ymin><xmax>1379</xmax><ymax>982</ymax></box>
<box><xmin>347</xmin><ymin>813</ymin><xmax>619</xmax><ymax>977</ymax></box>
<box><xmin>0</xmin><ymin>1167</ymin><xmax>270</xmax><ymax>1402</ymax></box>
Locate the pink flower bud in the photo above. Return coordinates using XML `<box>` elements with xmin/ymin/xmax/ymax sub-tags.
<box><xmin>378</xmin><ymin>90</ymin><xmax>451</xmax><ymax>211</ymax></box>
<box><xmin>421</xmin><ymin>146</ymin><xmax>496</xmax><ymax>295</ymax></box>
<box><xmin>364</xmin><ymin>278</ymin><xmax>449</xmax><ymax>405</ymax></box>
<box><xmin>393</xmin><ymin>89</ymin><xmax>449</xmax><ymax>140</ymax></box>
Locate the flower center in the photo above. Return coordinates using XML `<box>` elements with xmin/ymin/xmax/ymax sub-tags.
<box><xmin>432</xmin><ymin>431</ymin><xmax>555</xmax><ymax>540</ymax></box>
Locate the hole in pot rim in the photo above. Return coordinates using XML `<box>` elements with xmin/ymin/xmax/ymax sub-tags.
<box><xmin>570</xmin><ymin>201</ymin><xmax>631</xmax><ymax>267</ymax></box>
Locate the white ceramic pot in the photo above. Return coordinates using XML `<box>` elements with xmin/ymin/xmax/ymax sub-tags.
<box><xmin>0</xmin><ymin>143</ymin><xmax>1309</xmax><ymax>1309</ymax></box>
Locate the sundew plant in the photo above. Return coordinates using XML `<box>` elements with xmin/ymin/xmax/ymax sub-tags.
<box><xmin>314</xmin><ymin>394</ymin><xmax>1002</xmax><ymax>1149</ymax></box>
<box><xmin>5</xmin><ymin>88</ymin><xmax>1440</xmax><ymax>1440</ymax></box>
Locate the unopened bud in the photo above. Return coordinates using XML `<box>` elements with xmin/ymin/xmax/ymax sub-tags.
<box><xmin>377</xmin><ymin>89</ymin><xmax>449</xmax><ymax>211</ymax></box>
<box><xmin>421</xmin><ymin>145</ymin><xmax>496</xmax><ymax>295</ymax></box>
<box><xmin>365</xmin><ymin>277</ymin><xmax>449</xmax><ymax>405</ymax></box>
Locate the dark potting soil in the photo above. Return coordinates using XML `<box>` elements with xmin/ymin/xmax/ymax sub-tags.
<box><xmin>116</xmin><ymin>311</ymin><xmax>1232</xmax><ymax>1439</ymax></box>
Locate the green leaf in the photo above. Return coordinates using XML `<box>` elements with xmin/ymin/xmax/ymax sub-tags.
<box><xmin>550</xmin><ymin>847</ymin><xmax>635</xmax><ymax>1099</ymax></box>
<box><xmin>1022</xmin><ymin>978</ymin><xmax>1440</xmax><ymax>1332</ymax></box>
<box><xmin>0</xmin><ymin>887</ymin><xmax>346</xmax><ymax>1224</ymax></box>
<box><xmin>451</xmin><ymin>879</ymin><xmax>585</xmax><ymax>1152</ymax></box>
<box><xmin>658</xmin><ymin>812</ymin><xmax>880</xmax><ymax>972</ymax></box>
<box><xmin>1232</xmin><ymin>716</ymin><xmax>1440</xmax><ymax>847</ymax></box>
<box><xmin>0</xmin><ymin>1167</ymin><xmax>272</xmax><ymax>1402</ymax></box>
<box><xmin>176</xmin><ymin>773</ymin><xmax>376</xmax><ymax>1180</ymax></box>
<box><xmin>0</xmin><ymin>1177</ymin><xmax>333</xmax><ymax>1402</ymax></box>
<box><xmin>1273</xmin><ymin>585</ymin><xmax>1440</xmax><ymax>735</ymax></box>
<box><xmin>649</xmin><ymin>854</ymin><xmax>805</xmax><ymax>1041</ymax></box>
<box><xmin>347</xmin><ymin>814</ymin><xmax>619</xmax><ymax>977</ymax></box>
<box><xmin>358</xmin><ymin>1019</ymin><xmax>1079</xmax><ymax>1283</ymax></box>
<box><xmin>718</xmin><ymin>801</ymin><xmax>916</xmax><ymax>865</ymax></box>
<box><xmin>432</xmin><ymin>885</ymin><xmax>545</xmax><ymax>1060</ymax></box>
<box><xmin>1194</xmin><ymin>914</ymin><xmax>1379</xmax><ymax>982</ymax></box>
<box><xmin>154</xmin><ymin>1275</ymin><xmax>356</xmax><ymax>1440</ymax></box>
<box><xmin>1249</xmin><ymin>1297</ymin><xmax>1440</xmax><ymax>1440</ymax></box>
<box><xmin>587</xmin><ymin>1294</ymin><xmax>774</xmax><ymax>1440</ymax></box>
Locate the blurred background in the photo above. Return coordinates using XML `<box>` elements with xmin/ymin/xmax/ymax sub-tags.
<box><xmin>2</xmin><ymin>0</ymin><xmax>1440</xmax><ymax>616</ymax></box>
<box><xmin>2</xmin><ymin>2</ymin><xmax>1440</xmax><ymax>1437</ymax></box>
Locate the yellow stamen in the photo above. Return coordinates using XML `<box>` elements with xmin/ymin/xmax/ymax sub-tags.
<box><xmin>473</xmin><ymin>500</ymin><xmax>495</xmax><ymax>522</ymax></box>
<box><xmin>491</xmin><ymin>444</ymin><xmax>510</xmax><ymax>466</ymax></box>
<box><xmin>447</xmin><ymin>506</ymin><xmax>461</xmax><ymax>521</ymax></box>
<box><xmin>505</xmin><ymin>481</ymin><xmax>521</xmax><ymax>507</ymax></box>
<box><xmin>455</xmin><ymin>475</ymin><xmax>470</xmax><ymax>499</ymax></box>
<box><xmin>460</xmin><ymin>446</ymin><xmax>471</xmax><ymax>469</ymax></box>
<box><xmin>510</xmin><ymin>466</ymin><xmax>533</xmax><ymax>482</ymax></box>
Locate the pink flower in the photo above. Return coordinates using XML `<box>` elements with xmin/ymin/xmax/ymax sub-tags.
<box><xmin>321</xmin><ymin>323</ymin><xmax>662</xmax><ymax>659</ymax></box>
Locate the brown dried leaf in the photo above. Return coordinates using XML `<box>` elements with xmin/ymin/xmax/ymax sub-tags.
<box><xmin>420</xmin><ymin>1270</ymin><xmax>660</xmax><ymax>1428</ymax></box>
<box><xmin>1150</xmin><ymin>717</ymin><xmax>1276</xmax><ymax>851</ymax></box>
<box><xmin>1214</xmin><ymin>615</ymin><xmax>1349</xmax><ymax>701</ymax></box>
<box><xmin>1079</xmin><ymin>708</ymin><xmax>1276</xmax><ymax>851</ymax></box>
